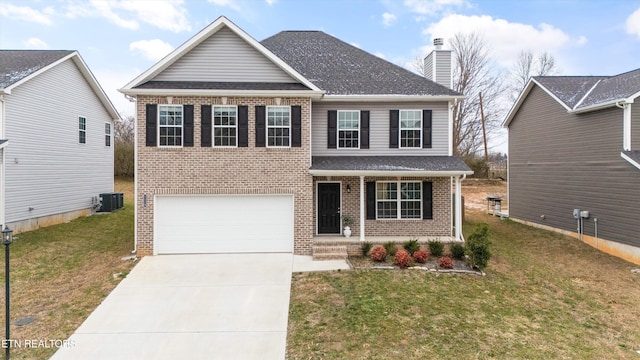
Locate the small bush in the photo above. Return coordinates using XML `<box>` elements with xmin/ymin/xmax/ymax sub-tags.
<box><xmin>450</xmin><ymin>243</ymin><xmax>465</xmax><ymax>260</ymax></box>
<box><xmin>466</xmin><ymin>223</ymin><xmax>492</xmax><ymax>270</ymax></box>
<box><xmin>370</xmin><ymin>246</ymin><xmax>387</xmax><ymax>262</ymax></box>
<box><xmin>413</xmin><ymin>250</ymin><xmax>429</xmax><ymax>264</ymax></box>
<box><xmin>383</xmin><ymin>241</ymin><xmax>398</xmax><ymax>256</ymax></box>
<box><xmin>403</xmin><ymin>238</ymin><xmax>420</xmax><ymax>255</ymax></box>
<box><xmin>361</xmin><ymin>241</ymin><xmax>373</xmax><ymax>256</ymax></box>
<box><xmin>428</xmin><ymin>240</ymin><xmax>444</xmax><ymax>257</ymax></box>
<box><xmin>438</xmin><ymin>256</ymin><xmax>454</xmax><ymax>269</ymax></box>
<box><xmin>393</xmin><ymin>249</ymin><xmax>412</xmax><ymax>269</ymax></box>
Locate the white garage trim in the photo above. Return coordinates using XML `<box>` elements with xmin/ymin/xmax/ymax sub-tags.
<box><xmin>154</xmin><ymin>194</ymin><xmax>294</xmax><ymax>254</ymax></box>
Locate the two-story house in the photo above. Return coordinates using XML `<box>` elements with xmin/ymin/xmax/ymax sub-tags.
<box><xmin>504</xmin><ymin>68</ymin><xmax>640</xmax><ymax>265</ymax></box>
<box><xmin>120</xmin><ymin>16</ymin><xmax>472</xmax><ymax>257</ymax></box>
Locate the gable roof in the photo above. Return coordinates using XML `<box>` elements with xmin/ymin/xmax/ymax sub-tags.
<box><xmin>504</xmin><ymin>67</ymin><xmax>640</xmax><ymax>127</ymax></box>
<box><xmin>120</xmin><ymin>16</ymin><xmax>322</xmax><ymax>97</ymax></box>
<box><xmin>261</xmin><ymin>31</ymin><xmax>462</xmax><ymax>99</ymax></box>
<box><xmin>0</xmin><ymin>50</ymin><xmax>120</xmax><ymax>120</ymax></box>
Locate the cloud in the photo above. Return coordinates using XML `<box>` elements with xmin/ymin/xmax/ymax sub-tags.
<box><xmin>23</xmin><ymin>37</ymin><xmax>49</xmax><ymax>49</ymax></box>
<box><xmin>424</xmin><ymin>14</ymin><xmax>577</xmax><ymax>67</ymax></box>
<box><xmin>265</xmin><ymin>0</ymin><xmax>277</xmax><ymax>5</ymax></box>
<box><xmin>626</xmin><ymin>7</ymin><xmax>640</xmax><ymax>39</ymax></box>
<box><xmin>404</xmin><ymin>0</ymin><xmax>468</xmax><ymax>16</ymax></box>
<box><xmin>208</xmin><ymin>0</ymin><xmax>243</xmax><ymax>12</ymax></box>
<box><xmin>90</xmin><ymin>0</ymin><xmax>138</xmax><ymax>30</ymax></box>
<box><xmin>129</xmin><ymin>39</ymin><xmax>174</xmax><ymax>61</ymax></box>
<box><xmin>382</xmin><ymin>12</ymin><xmax>397</xmax><ymax>27</ymax></box>
<box><xmin>0</xmin><ymin>3</ymin><xmax>53</xmax><ymax>25</ymax></box>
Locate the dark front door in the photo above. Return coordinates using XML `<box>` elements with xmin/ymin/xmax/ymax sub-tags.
<box><xmin>317</xmin><ymin>183</ymin><xmax>341</xmax><ymax>234</ymax></box>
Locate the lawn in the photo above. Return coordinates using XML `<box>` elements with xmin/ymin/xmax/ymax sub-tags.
<box><xmin>0</xmin><ymin>178</ymin><xmax>136</xmax><ymax>359</ymax></box>
<box><xmin>287</xmin><ymin>209</ymin><xmax>640</xmax><ymax>359</ymax></box>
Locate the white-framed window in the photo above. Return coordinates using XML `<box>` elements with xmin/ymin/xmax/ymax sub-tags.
<box><xmin>376</xmin><ymin>181</ymin><xmax>421</xmax><ymax>219</ymax></box>
<box><xmin>213</xmin><ymin>106</ymin><xmax>237</xmax><ymax>147</ymax></box>
<box><xmin>158</xmin><ymin>105</ymin><xmax>183</xmax><ymax>147</ymax></box>
<box><xmin>400</xmin><ymin>110</ymin><xmax>422</xmax><ymax>148</ymax></box>
<box><xmin>105</xmin><ymin>122</ymin><xmax>111</xmax><ymax>147</ymax></box>
<box><xmin>267</xmin><ymin>106</ymin><xmax>290</xmax><ymax>147</ymax></box>
<box><xmin>337</xmin><ymin>110</ymin><xmax>360</xmax><ymax>149</ymax></box>
<box><xmin>78</xmin><ymin>116</ymin><xmax>86</xmax><ymax>144</ymax></box>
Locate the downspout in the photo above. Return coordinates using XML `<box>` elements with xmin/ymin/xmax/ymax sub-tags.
<box><xmin>128</xmin><ymin>95</ymin><xmax>138</xmax><ymax>255</ymax></box>
<box><xmin>615</xmin><ymin>101</ymin><xmax>631</xmax><ymax>151</ymax></box>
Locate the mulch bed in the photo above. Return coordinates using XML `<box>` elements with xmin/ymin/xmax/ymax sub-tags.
<box><xmin>348</xmin><ymin>256</ymin><xmax>484</xmax><ymax>275</ymax></box>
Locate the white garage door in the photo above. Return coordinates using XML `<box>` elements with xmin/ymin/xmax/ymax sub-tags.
<box><xmin>154</xmin><ymin>195</ymin><xmax>294</xmax><ymax>254</ymax></box>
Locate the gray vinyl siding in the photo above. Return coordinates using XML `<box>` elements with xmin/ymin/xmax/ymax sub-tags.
<box><xmin>434</xmin><ymin>51</ymin><xmax>452</xmax><ymax>89</ymax></box>
<box><xmin>423</xmin><ymin>53</ymin><xmax>434</xmax><ymax>81</ymax></box>
<box><xmin>3</xmin><ymin>58</ymin><xmax>114</xmax><ymax>223</ymax></box>
<box><xmin>154</xmin><ymin>27</ymin><xmax>296</xmax><ymax>83</ymax></box>
<box><xmin>633</xmin><ymin>104</ymin><xmax>640</xmax><ymax>150</ymax></box>
<box><xmin>508</xmin><ymin>85</ymin><xmax>640</xmax><ymax>248</ymax></box>
<box><xmin>312</xmin><ymin>101</ymin><xmax>450</xmax><ymax>156</ymax></box>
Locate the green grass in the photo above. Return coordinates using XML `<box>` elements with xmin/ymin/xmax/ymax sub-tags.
<box><xmin>287</xmin><ymin>211</ymin><xmax>640</xmax><ymax>359</ymax></box>
<box><xmin>0</xmin><ymin>179</ymin><xmax>135</xmax><ymax>359</ymax></box>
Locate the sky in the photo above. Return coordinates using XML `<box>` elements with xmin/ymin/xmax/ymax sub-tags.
<box><xmin>1</xmin><ymin>0</ymin><xmax>639</xmax><ymax>152</ymax></box>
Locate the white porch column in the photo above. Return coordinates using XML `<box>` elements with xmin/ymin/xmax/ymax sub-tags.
<box><xmin>360</xmin><ymin>175</ymin><xmax>365</xmax><ymax>241</ymax></box>
<box><xmin>455</xmin><ymin>176</ymin><xmax>462</xmax><ymax>241</ymax></box>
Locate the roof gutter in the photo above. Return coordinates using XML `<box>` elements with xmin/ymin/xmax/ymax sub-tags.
<box><xmin>570</xmin><ymin>98</ymin><xmax>630</xmax><ymax>114</ymax></box>
<box><xmin>119</xmin><ymin>88</ymin><xmax>325</xmax><ymax>99</ymax></box>
<box><xmin>320</xmin><ymin>94</ymin><xmax>466</xmax><ymax>102</ymax></box>
<box><xmin>309</xmin><ymin>169</ymin><xmax>474</xmax><ymax>177</ymax></box>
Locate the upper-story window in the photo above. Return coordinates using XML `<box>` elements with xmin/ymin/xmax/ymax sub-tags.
<box><xmin>78</xmin><ymin>116</ymin><xmax>86</xmax><ymax>144</ymax></box>
<box><xmin>213</xmin><ymin>106</ymin><xmax>237</xmax><ymax>147</ymax></box>
<box><xmin>376</xmin><ymin>181</ymin><xmax>422</xmax><ymax>219</ymax></box>
<box><xmin>338</xmin><ymin>110</ymin><xmax>360</xmax><ymax>149</ymax></box>
<box><xmin>400</xmin><ymin>110</ymin><xmax>422</xmax><ymax>148</ymax></box>
<box><xmin>105</xmin><ymin>123</ymin><xmax>111</xmax><ymax>147</ymax></box>
<box><xmin>158</xmin><ymin>105</ymin><xmax>183</xmax><ymax>147</ymax></box>
<box><xmin>267</xmin><ymin>106</ymin><xmax>290</xmax><ymax>147</ymax></box>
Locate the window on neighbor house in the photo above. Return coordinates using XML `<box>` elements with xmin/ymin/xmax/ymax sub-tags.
<box><xmin>376</xmin><ymin>181</ymin><xmax>422</xmax><ymax>219</ymax></box>
<box><xmin>78</xmin><ymin>116</ymin><xmax>87</xmax><ymax>144</ymax></box>
<box><xmin>213</xmin><ymin>106</ymin><xmax>237</xmax><ymax>147</ymax></box>
<box><xmin>399</xmin><ymin>110</ymin><xmax>422</xmax><ymax>148</ymax></box>
<box><xmin>267</xmin><ymin>106</ymin><xmax>290</xmax><ymax>147</ymax></box>
<box><xmin>337</xmin><ymin>110</ymin><xmax>360</xmax><ymax>149</ymax></box>
<box><xmin>105</xmin><ymin>123</ymin><xmax>111</xmax><ymax>147</ymax></box>
<box><xmin>158</xmin><ymin>105</ymin><xmax>183</xmax><ymax>147</ymax></box>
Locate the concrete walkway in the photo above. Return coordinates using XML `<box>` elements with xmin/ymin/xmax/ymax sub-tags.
<box><xmin>51</xmin><ymin>253</ymin><xmax>295</xmax><ymax>360</ymax></box>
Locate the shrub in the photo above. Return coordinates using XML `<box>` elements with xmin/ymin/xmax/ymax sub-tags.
<box><xmin>403</xmin><ymin>238</ymin><xmax>420</xmax><ymax>255</ymax></box>
<box><xmin>370</xmin><ymin>246</ymin><xmax>387</xmax><ymax>262</ymax></box>
<box><xmin>438</xmin><ymin>256</ymin><xmax>454</xmax><ymax>269</ymax></box>
<box><xmin>466</xmin><ymin>223</ymin><xmax>492</xmax><ymax>270</ymax></box>
<box><xmin>383</xmin><ymin>241</ymin><xmax>398</xmax><ymax>256</ymax></box>
<box><xmin>450</xmin><ymin>243</ymin><xmax>466</xmax><ymax>260</ymax></box>
<box><xmin>361</xmin><ymin>241</ymin><xmax>373</xmax><ymax>256</ymax></box>
<box><xmin>393</xmin><ymin>249</ymin><xmax>412</xmax><ymax>269</ymax></box>
<box><xmin>413</xmin><ymin>250</ymin><xmax>429</xmax><ymax>264</ymax></box>
<box><xmin>428</xmin><ymin>240</ymin><xmax>444</xmax><ymax>257</ymax></box>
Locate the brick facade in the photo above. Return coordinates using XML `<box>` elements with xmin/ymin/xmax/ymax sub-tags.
<box><xmin>136</xmin><ymin>95</ymin><xmax>314</xmax><ymax>256</ymax></box>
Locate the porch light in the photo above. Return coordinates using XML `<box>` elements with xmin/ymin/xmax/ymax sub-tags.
<box><xmin>346</xmin><ymin>184</ymin><xmax>351</xmax><ymax>193</ymax></box>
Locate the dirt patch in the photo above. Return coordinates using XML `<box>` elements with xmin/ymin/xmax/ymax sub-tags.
<box><xmin>461</xmin><ymin>178</ymin><xmax>507</xmax><ymax>210</ymax></box>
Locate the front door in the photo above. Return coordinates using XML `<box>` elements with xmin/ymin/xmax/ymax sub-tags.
<box><xmin>317</xmin><ymin>182</ymin><xmax>341</xmax><ymax>234</ymax></box>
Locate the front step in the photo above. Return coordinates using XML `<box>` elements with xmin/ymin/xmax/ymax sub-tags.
<box><xmin>312</xmin><ymin>245</ymin><xmax>348</xmax><ymax>260</ymax></box>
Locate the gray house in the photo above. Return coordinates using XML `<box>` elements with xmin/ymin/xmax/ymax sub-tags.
<box><xmin>504</xmin><ymin>68</ymin><xmax>640</xmax><ymax>265</ymax></box>
<box><xmin>0</xmin><ymin>50</ymin><xmax>119</xmax><ymax>232</ymax></box>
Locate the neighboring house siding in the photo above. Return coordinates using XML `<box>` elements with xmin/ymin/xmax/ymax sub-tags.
<box><xmin>509</xmin><ymin>85</ymin><xmax>640</xmax><ymax>248</ymax></box>
<box><xmin>4</xmin><ymin>58</ymin><xmax>114</xmax><ymax>223</ymax></box>
<box><xmin>312</xmin><ymin>101</ymin><xmax>450</xmax><ymax>156</ymax></box>
<box><xmin>135</xmin><ymin>95</ymin><xmax>313</xmax><ymax>256</ymax></box>
<box><xmin>633</xmin><ymin>105</ymin><xmax>640</xmax><ymax>150</ymax></box>
<box><xmin>154</xmin><ymin>27</ymin><xmax>296</xmax><ymax>83</ymax></box>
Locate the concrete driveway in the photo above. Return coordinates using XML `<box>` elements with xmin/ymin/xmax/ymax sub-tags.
<box><xmin>51</xmin><ymin>253</ymin><xmax>293</xmax><ymax>360</ymax></box>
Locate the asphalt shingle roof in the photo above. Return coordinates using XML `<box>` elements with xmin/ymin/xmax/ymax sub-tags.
<box><xmin>534</xmin><ymin>67</ymin><xmax>640</xmax><ymax>110</ymax></box>
<box><xmin>0</xmin><ymin>50</ymin><xmax>73</xmax><ymax>89</ymax></box>
<box><xmin>261</xmin><ymin>31</ymin><xmax>461</xmax><ymax>97</ymax></box>
<box><xmin>311</xmin><ymin>156</ymin><xmax>472</xmax><ymax>173</ymax></box>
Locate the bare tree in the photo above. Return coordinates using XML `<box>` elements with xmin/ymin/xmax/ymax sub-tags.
<box><xmin>509</xmin><ymin>50</ymin><xmax>558</xmax><ymax>101</ymax></box>
<box><xmin>114</xmin><ymin>114</ymin><xmax>135</xmax><ymax>177</ymax></box>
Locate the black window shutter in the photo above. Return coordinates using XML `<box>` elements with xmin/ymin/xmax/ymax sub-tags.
<box><xmin>423</xmin><ymin>110</ymin><xmax>432</xmax><ymax>149</ymax></box>
<box><xmin>183</xmin><ymin>105</ymin><xmax>194</xmax><ymax>147</ymax></box>
<box><xmin>366</xmin><ymin>181</ymin><xmax>376</xmax><ymax>220</ymax></box>
<box><xmin>201</xmin><ymin>105</ymin><xmax>212</xmax><ymax>147</ymax></box>
<box><xmin>238</xmin><ymin>105</ymin><xmax>249</xmax><ymax>147</ymax></box>
<box><xmin>327</xmin><ymin>110</ymin><xmax>337</xmax><ymax>149</ymax></box>
<box><xmin>360</xmin><ymin>110</ymin><xmax>370</xmax><ymax>149</ymax></box>
<box><xmin>145</xmin><ymin>104</ymin><xmax>157</xmax><ymax>147</ymax></box>
<box><xmin>255</xmin><ymin>106</ymin><xmax>266</xmax><ymax>147</ymax></box>
<box><xmin>291</xmin><ymin>105</ymin><xmax>302</xmax><ymax>147</ymax></box>
<box><xmin>389</xmin><ymin>110</ymin><xmax>399</xmax><ymax>148</ymax></box>
<box><xmin>422</xmin><ymin>181</ymin><xmax>433</xmax><ymax>220</ymax></box>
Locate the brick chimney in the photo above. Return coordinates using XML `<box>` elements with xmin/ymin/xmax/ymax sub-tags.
<box><xmin>424</xmin><ymin>38</ymin><xmax>452</xmax><ymax>89</ymax></box>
